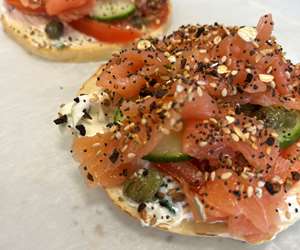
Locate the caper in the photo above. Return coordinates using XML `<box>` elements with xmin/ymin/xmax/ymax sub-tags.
<box><xmin>45</xmin><ymin>20</ymin><xmax>64</xmax><ymax>40</ymax></box>
<box><xmin>258</xmin><ymin>107</ymin><xmax>298</xmax><ymax>130</ymax></box>
<box><xmin>123</xmin><ymin>168</ymin><xmax>162</xmax><ymax>203</ymax></box>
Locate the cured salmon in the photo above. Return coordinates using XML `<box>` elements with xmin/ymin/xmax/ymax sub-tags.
<box><xmin>18</xmin><ymin>0</ymin><xmax>95</xmax><ymax>21</ymax></box>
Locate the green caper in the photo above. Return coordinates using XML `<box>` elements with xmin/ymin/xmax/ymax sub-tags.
<box><xmin>45</xmin><ymin>20</ymin><xmax>64</xmax><ymax>40</ymax></box>
<box><xmin>123</xmin><ymin>168</ymin><xmax>162</xmax><ymax>203</ymax></box>
<box><xmin>258</xmin><ymin>107</ymin><xmax>297</xmax><ymax>130</ymax></box>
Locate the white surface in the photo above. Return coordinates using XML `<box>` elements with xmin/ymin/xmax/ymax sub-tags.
<box><xmin>1</xmin><ymin>0</ymin><xmax>300</xmax><ymax>249</ymax></box>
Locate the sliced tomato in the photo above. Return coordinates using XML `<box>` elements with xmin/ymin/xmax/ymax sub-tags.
<box><xmin>6</xmin><ymin>0</ymin><xmax>46</xmax><ymax>15</ymax></box>
<box><xmin>70</xmin><ymin>18</ymin><xmax>141</xmax><ymax>43</ymax></box>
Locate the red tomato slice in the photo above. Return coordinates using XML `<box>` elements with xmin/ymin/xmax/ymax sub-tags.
<box><xmin>6</xmin><ymin>0</ymin><xmax>46</xmax><ymax>15</ymax></box>
<box><xmin>70</xmin><ymin>18</ymin><xmax>141</xmax><ymax>43</ymax></box>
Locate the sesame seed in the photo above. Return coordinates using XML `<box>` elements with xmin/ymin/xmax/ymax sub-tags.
<box><xmin>197</xmin><ymin>80</ymin><xmax>206</xmax><ymax>86</ymax></box>
<box><xmin>168</xmin><ymin>55</ymin><xmax>176</xmax><ymax>63</ymax></box>
<box><xmin>213</xmin><ymin>35</ymin><xmax>222</xmax><ymax>45</ymax></box>
<box><xmin>121</xmin><ymin>144</ymin><xmax>128</xmax><ymax>152</ymax></box>
<box><xmin>225</xmin><ymin>115</ymin><xmax>235</xmax><ymax>124</ymax></box>
<box><xmin>176</xmin><ymin>84</ymin><xmax>184</xmax><ymax>93</ymax></box>
<box><xmin>231</xmin><ymin>133</ymin><xmax>240</xmax><ymax>142</ymax></box>
<box><xmin>232</xmin><ymin>126</ymin><xmax>246</xmax><ymax>141</ymax></box>
<box><xmin>247</xmin><ymin>186</ymin><xmax>254</xmax><ymax>198</ymax></box>
<box><xmin>241</xmin><ymin>173</ymin><xmax>249</xmax><ymax>179</ymax></box>
<box><xmin>221</xmin><ymin>56</ymin><xmax>227</xmax><ymax>63</ymax></box>
<box><xmin>199</xmin><ymin>141</ymin><xmax>208</xmax><ymax>147</ymax></box>
<box><xmin>128</xmin><ymin>153</ymin><xmax>136</xmax><ymax>159</ymax></box>
<box><xmin>221</xmin><ymin>172</ymin><xmax>232</xmax><ymax>180</ymax></box>
<box><xmin>141</xmin><ymin>118</ymin><xmax>147</xmax><ymax>125</ymax></box>
<box><xmin>197</xmin><ymin>87</ymin><xmax>203</xmax><ymax>97</ymax></box>
<box><xmin>160</xmin><ymin>127</ymin><xmax>170</xmax><ymax>135</ymax></box>
<box><xmin>266</xmin><ymin>66</ymin><xmax>273</xmax><ymax>74</ymax></box>
<box><xmin>204</xmin><ymin>172</ymin><xmax>209</xmax><ymax>181</ymax></box>
<box><xmin>246</xmin><ymin>68</ymin><xmax>252</xmax><ymax>74</ymax></box>
<box><xmin>221</xmin><ymin>88</ymin><xmax>228</xmax><ymax>97</ymax></box>
<box><xmin>209</xmin><ymin>118</ymin><xmax>218</xmax><ymax>124</ymax></box>
<box><xmin>92</xmin><ymin>143</ymin><xmax>101</xmax><ymax>147</ymax></box>
<box><xmin>211</xmin><ymin>171</ymin><xmax>216</xmax><ymax>181</ymax></box>
<box><xmin>259</xmin><ymin>74</ymin><xmax>274</xmax><ymax>83</ymax></box>
<box><xmin>222</xmin><ymin>127</ymin><xmax>231</xmax><ymax>134</ymax></box>
<box><xmin>231</xmin><ymin>70</ymin><xmax>238</xmax><ymax>76</ymax></box>
<box><xmin>270</xmin><ymin>81</ymin><xmax>276</xmax><ymax>88</ymax></box>
<box><xmin>272</xmin><ymin>176</ymin><xmax>282</xmax><ymax>184</ymax></box>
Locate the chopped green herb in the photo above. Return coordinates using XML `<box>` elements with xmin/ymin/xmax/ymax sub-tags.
<box><xmin>159</xmin><ymin>199</ymin><xmax>176</xmax><ymax>214</ymax></box>
<box><xmin>113</xmin><ymin>108</ymin><xmax>124</xmax><ymax>123</ymax></box>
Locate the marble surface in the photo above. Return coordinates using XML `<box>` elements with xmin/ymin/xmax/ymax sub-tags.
<box><xmin>1</xmin><ymin>0</ymin><xmax>300</xmax><ymax>249</ymax></box>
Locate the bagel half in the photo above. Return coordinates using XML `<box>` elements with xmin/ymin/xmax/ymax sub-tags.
<box><xmin>1</xmin><ymin>3</ymin><xmax>171</xmax><ymax>62</ymax></box>
<box><xmin>75</xmin><ymin>66</ymin><xmax>300</xmax><ymax>244</ymax></box>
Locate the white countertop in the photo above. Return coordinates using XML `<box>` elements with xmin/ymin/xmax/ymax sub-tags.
<box><xmin>1</xmin><ymin>0</ymin><xmax>300</xmax><ymax>249</ymax></box>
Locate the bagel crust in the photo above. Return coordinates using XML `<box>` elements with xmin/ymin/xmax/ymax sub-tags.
<box><xmin>1</xmin><ymin>3</ymin><xmax>171</xmax><ymax>62</ymax></box>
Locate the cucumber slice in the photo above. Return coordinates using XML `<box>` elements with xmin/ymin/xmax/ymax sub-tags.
<box><xmin>89</xmin><ymin>0</ymin><xmax>136</xmax><ymax>21</ymax></box>
<box><xmin>279</xmin><ymin>121</ymin><xmax>300</xmax><ymax>148</ymax></box>
<box><xmin>143</xmin><ymin>133</ymin><xmax>192</xmax><ymax>163</ymax></box>
<box><xmin>257</xmin><ymin>107</ymin><xmax>300</xmax><ymax>148</ymax></box>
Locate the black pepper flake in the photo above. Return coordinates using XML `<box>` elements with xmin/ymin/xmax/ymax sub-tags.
<box><xmin>195</xmin><ymin>27</ymin><xmax>205</xmax><ymax>38</ymax></box>
<box><xmin>265</xmin><ymin>136</ymin><xmax>275</xmax><ymax>146</ymax></box>
<box><xmin>53</xmin><ymin>115</ymin><xmax>67</xmax><ymax>125</ymax></box>
<box><xmin>75</xmin><ymin>124</ymin><xmax>86</xmax><ymax>136</ymax></box>
<box><xmin>142</xmin><ymin>169</ymin><xmax>149</xmax><ymax>176</ymax></box>
<box><xmin>122</xmin><ymin>168</ymin><xmax>128</xmax><ymax>177</ymax></box>
<box><xmin>154</xmin><ymin>89</ymin><xmax>167</xmax><ymax>98</ymax></box>
<box><xmin>73</xmin><ymin>97</ymin><xmax>80</xmax><ymax>103</ymax></box>
<box><xmin>82</xmin><ymin>109</ymin><xmax>92</xmax><ymax>120</ymax></box>
<box><xmin>265</xmin><ymin>181</ymin><xmax>281</xmax><ymax>195</ymax></box>
<box><xmin>159</xmin><ymin>199</ymin><xmax>176</xmax><ymax>214</ymax></box>
<box><xmin>150</xmin><ymin>102</ymin><xmax>157</xmax><ymax>112</ymax></box>
<box><xmin>208</xmin><ymin>69</ymin><xmax>218</xmax><ymax>77</ymax></box>
<box><xmin>137</xmin><ymin>203</ymin><xmax>146</xmax><ymax>212</ymax></box>
<box><xmin>109</xmin><ymin>149</ymin><xmax>119</xmax><ymax>163</ymax></box>
<box><xmin>245</xmin><ymin>73</ymin><xmax>253</xmax><ymax>83</ymax></box>
<box><xmin>196</xmin><ymin>62</ymin><xmax>206</xmax><ymax>73</ymax></box>
<box><xmin>232</xmin><ymin>190</ymin><xmax>241</xmax><ymax>198</ymax></box>
<box><xmin>149</xmin><ymin>79</ymin><xmax>157</xmax><ymax>86</ymax></box>
<box><xmin>139</xmin><ymin>88</ymin><xmax>153</xmax><ymax>97</ymax></box>
<box><xmin>291</xmin><ymin>171</ymin><xmax>300</xmax><ymax>181</ymax></box>
<box><xmin>180</xmin><ymin>58</ymin><xmax>187</xmax><ymax>69</ymax></box>
<box><xmin>87</xmin><ymin>173</ymin><xmax>94</xmax><ymax>182</ymax></box>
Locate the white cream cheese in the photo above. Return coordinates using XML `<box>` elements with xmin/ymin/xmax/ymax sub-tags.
<box><xmin>58</xmin><ymin>90</ymin><xmax>112</xmax><ymax>136</ymax></box>
<box><xmin>277</xmin><ymin>195</ymin><xmax>300</xmax><ymax>223</ymax></box>
<box><xmin>141</xmin><ymin>176</ymin><xmax>192</xmax><ymax>228</ymax></box>
<box><xmin>2</xmin><ymin>4</ymin><xmax>97</xmax><ymax>49</ymax></box>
